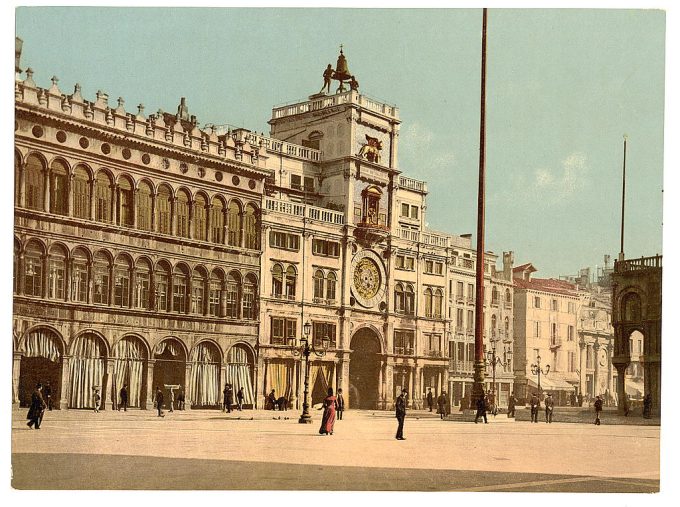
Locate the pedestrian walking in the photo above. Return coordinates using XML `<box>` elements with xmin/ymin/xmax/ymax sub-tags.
<box><xmin>507</xmin><ymin>394</ymin><xmax>516</xmax><ymax>418</ymax></box>
<box><xmin>395</xmin><ymin>389</ymin><xmax>408</xmax><ymax>440</ymax></box>
<box><xmin>336</xmin><ymin>388</ymin><xmax>345</xmax><ymax>420</ymax></box>
<box><xmin>594</xmin><ymin>395</ymin><xmax>603</xmax><ymax>425</ymax></box>
<box><xmin>623</xmin><ymin>394</ymin><xmax>630</xmax><ymax>416</ymax></box>
<box><xmin>177</xmin><ymin>385</ymin><xmax>185</xmax><ymax>410</ymax></box>
<box><xmin>26</xmin><ymin>383</ymin><xmax>47</xmax><ymax>430</ymax></box>
<box><xmin>169</xmin><ymin>387</ymin><xmax>175</xmax><ymax>412</ymax></box>
<box><xmin>319</xmin><ymin>388</ymin><xmax>338</xmax><ymax>435</ymax></box>
<box><xmin>643</xmin><ymin>393</ymin><xmax>652</xmax><ymax>418</ymax></box>
<box><xmin>474</xmin><ymin>394</ymin><xmax>487</xmax><ymax>424</ymax></box>
<box><xmin>237</xmin><ymin>387</ymin><xmax>245</xmax><ymax>411</ymax></box>
<box><xmin>155</xmin><ymin>386</ymin><xmax>165</xmax><ymax>417</ymax></box>
<box><xmin>487</xmin><ymin>390</ymin><xmax>497</xmax><ymax>416</ymax></box>
<box><xmin>578</xmin><ymin>393</ymin><xmax>584</xmax><ymax>407</ymax></box>
<box><xmin>530</xmin><ymin>393</ymin><xmax>540</xmax><ymax>423</ymax></box>
<box><xmin>44</xmin><ymin>381</ymin><xmax>53</xmax><ymax>411</ymax></box>
<box><xmin>223</xmin><ymin>384</ymin><xmax>229</xmax><ymax>412</ymax></box>
<box><xmin>426</xmin><ymin>388</ymin><xmax>434</xmax><ymax>413</ymax></box>
<box><xmin>119</xmin><ymin>384</ymin><xmax>128</xmax><ymax>411</ymax></box>
<box><xmin>93</xmin><ymin>388</ymin><xmax>101</xmax><ymax>413</ymax></box>
<box><xmin>545</xmin><ymin>393</ymin><xmax>554</xmax><ymax>423</ymax></box>
<box><xmin>225</xmin><ymin>384</ymin><xmax>233</xmax><ymax>413</ymax></box>
<box><xmin>437</xmin><ymin>391</ymin><xmax>447</xmax><ymax>420</ymax></box>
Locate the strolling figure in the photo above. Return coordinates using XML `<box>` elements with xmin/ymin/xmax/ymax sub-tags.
<box><xmin>225</xmin><ymin>384</ymin><xmax>233</xmax><ymax>413</ymax></box>
<box><xmin>530</xmin><ymin>393</ymin><xmax>540</xmax><ymax>423</ymax></box>
<box><xmin>594</xmin><ymin>395</ymin><xmax>603</xmax><ymax>425</ymax></box>
<box><xmin>336</xmin><ymin>388</ymin><xmax>345</xmax><ymax>420</ymax></box>
<box><xmin>155</xmin><ymin>386</ymin><xmax>165</xmax><ymax>417</ymax></box>
<box><xmin>437</xmin><ymin>391</ymin><xmax>447</xmax><ymax>420</ymax></box>
<box><xmin>44</xmin><ymin>381</ymin><xmax>52</xmax><ymax>411</ymax></box>
<box><xmin>267</xmin><ymin>389</ymin><xmax>277</xmax><ymax>410</ymax></box>
<box><xmin>237</xmin><ymin>387</ymin><xmax>244</xmax><ymax>411</ymax></box>
<box><xmin>426</xmin><ymin>388</ymin><xmax>434</xmax><ymax>413</ymax></box>
<box><xmin>119</xmin><ymin>384</ymin><xmax>128</xmax><ymax>412</ymax></box>
<box><xmin>177</xmin><ymin>385</ymin><xmax>185</xmax><ymax>410</ymax></box>
<box><xmin>319</xmin><ymin>388</ymin><xmax>338</xmax><ymax>435</ymax></box>
<box><xmin>507</xmin><ymin>394</ymin><xmax>516</xmax><ymax>418</ymax></box>
<box><xmin>395</xmin><ymin>389</ymin><xmax>408</xmax><ymax>440</ymax></box>
<box><xmin>93</xmin><ymin>388</ymin><xmax>101</xmax><ymax>413</ymax></box>
<box><xmin>475</xmin><ymin>394</ymin><xmax>488</xmax><ymax>424</ymax></box>
<box><xmin>169</xmin><ymin>387</ymin><xmax>175</xmax><ymax>412</ymax></box>
<box><xmin>26</xmin><ymin>383</ymin><xmax>46</xmax><ymax>430</ymax></box>
<box><xmin>545</xmin><ymin>393</ymin><xmax>554</xmax><ymax>423</ymax></box>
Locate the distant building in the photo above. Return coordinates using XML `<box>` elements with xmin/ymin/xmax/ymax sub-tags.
<box><xmin>512</xmin><ymin>264</ymin><xmax>580</xmax><ymax>405</ymax></box>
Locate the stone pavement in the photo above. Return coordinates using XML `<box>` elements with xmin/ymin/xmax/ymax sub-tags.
<box><xmin>11</xmin><ymin>407</ymin><xmax>660</xmax><ymax>492</ymax></box>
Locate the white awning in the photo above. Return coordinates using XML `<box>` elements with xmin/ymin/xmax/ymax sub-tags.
<box><xmin>527</xmin><ymin>376</ymin><xmax>575</xmax><ymax>391</ymax></box>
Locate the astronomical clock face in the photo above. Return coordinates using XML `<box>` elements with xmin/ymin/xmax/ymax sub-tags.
<box><xmin>350</xmin><ymin>250</ymin><xmax>386</xmax><ymax>308</ymax></box>
<box><xmin>598</xmin><ymin>348</ymin><xmax>608</xmax><ymax>367</ymax></box>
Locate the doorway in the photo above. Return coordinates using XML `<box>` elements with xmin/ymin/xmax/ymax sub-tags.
<box><xmin>349</xmin><ymin>328</ymin><xmax>382</xmax><ymax>409</ymax></box>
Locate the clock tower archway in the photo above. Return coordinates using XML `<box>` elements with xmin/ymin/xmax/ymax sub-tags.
<box><xmin>349</xmin><ymin>327</ymin><xmax>383</xmax><ymax>410</ymax></box>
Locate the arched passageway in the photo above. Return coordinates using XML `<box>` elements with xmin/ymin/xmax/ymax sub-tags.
<box><xmin>349</xmin><ymin>328</ymin><xmax>382</xmax><ymax>409</ymax></box>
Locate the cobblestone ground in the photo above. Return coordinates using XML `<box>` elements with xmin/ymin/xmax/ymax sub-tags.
<box><xmin>11</xmin><ymin>408</ymin><xmax>660</xmax><ymax>492</ymax></box>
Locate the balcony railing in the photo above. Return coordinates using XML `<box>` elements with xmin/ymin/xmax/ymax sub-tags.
<box><xmin>264</xmin><ymin>197</ymin><xmax>345</xmax><ymax>225</ymax></box>
<box><xmin>449</xmin><ymin>360</ymin><xmax>474</xmax><ymax>373</ymax></box>
<box><xmin>394</xmin><ymin>347</ymin><xmax>415</xmax><ymax>356</ymax></box>
<box><xmin>550</xmin><ymin>337</ymin><xmax>562</xmax><ymax>349</ymax></box>
<box><xmin>272</xmin><ymin>90</ymin><xmax>399</xmax><ymax>121</ymax></box>
<box><xmin>425</xmin><ymin>350</ymin><xmax>446</xmax><ymax>358</ymax></box>
<box><xmin>398</xmin><ymin>176</ymin><xmax>427</xmax><ymax>193</ymax></box>
<box><xmin>615</xmin><ymin>255</ymin><xmax>662</xmax><ymax>273</ymax></box>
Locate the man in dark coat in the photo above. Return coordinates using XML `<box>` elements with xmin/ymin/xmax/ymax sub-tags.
<box><xmin>643</xmin><ymin>393</ymin><xmax>652</xmax><ymax>418</ymax></box>
<box><xmin>544</xmin><ymin>393</ymin><xmax>555</xmax><ymax>423</ymax></box>
<box><xmin>236</xmin><ymin>387</ymin><xmax>245</xmax><ymax>411</ymax></box>
<box><xmin>507</xmin><ymin>394</ymin><xmax>517</xmax><ymax>418</ymax></box>
<box><xmin>43</xmin><ymin>381</ymin><xmax>52</xmax><ymax>411</ymax></box>
<box><xmin>426</xmin><ymin>388</ymin><xmax>434</xmax><ymax>412</ymax></box>
<box><xmin>27</xmin><ymin>383</ymin><xmax>47</xmax><ymax>429</ymax></box>
<box><xmin>395</xmin><ymin>389</ymin><xmax>407</xmax><ymax>440</ymax></box>
<box><xmin>336</xmin><ymin>388</ymin><xmax>345</xmax><ymax>420</ymax></box>
<box><xmin>437</xmin><ymin>392</ymin><xmax>447</xmax><ymax>419</ymax></box>
<box><xmin>474</xmin><ymin>394</ymin><xmax>487</xmax><ymax>424</ymax></box>
<box><xmin>177</xmin><ymin>385</ymin><xmax>185</xmax><ymax>410</ymax></box>
<box><xmin>225</xmin><ymin>384</ymin><xmax>233</xmax><ymax>413</ymax></box>
<box><xmin>530</xmin><ymin>393</ymin><xmax>540</xmax><ymax>423</ymax></box>
<box><xmin>155</xmin><ymin>386</ymin><xmax>165</xmax><ymax>417</ymax></box>
<box><xmin>594</xmin><ymin>395</ymin><xmax>603</xmax><ymax>425</ymax></box>
<box><xmin>268</xmin><ymin>389</ymin><xmax>277</xmax><ymax>410</ymax></box>
<box><xmin>119</xmin><ymin>384</ymin><xmax>128</xmax><ymax>411</ymax></box>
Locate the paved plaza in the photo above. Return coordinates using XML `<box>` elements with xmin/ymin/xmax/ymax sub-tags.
<box><xmin>11</xmin><ymin>408</ymin><xmax>659</xmax><ymax>492</ymax></box>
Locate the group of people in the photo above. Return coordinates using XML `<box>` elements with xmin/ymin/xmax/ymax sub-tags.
<box><xmin>153</xmin><ymin>386</ymin><xmax>186</xmax><ymax>417</ymax></box>
<box><xmin>425</xmin><ymin>388</ymin><xmax>451</xmax><ymax>419</ymax></box>
<box><xmin>528</xmin><ymin>392</ymin><xmax>556</xmax><ymax>423</ymax></box>
<box><xmin>223</xmin><ymin>383</ymin><xmax>245</xmax><ymax>413</ymax></box>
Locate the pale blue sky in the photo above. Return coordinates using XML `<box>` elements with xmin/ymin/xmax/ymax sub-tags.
<box><xmin>14</xmin><ymin>7</ymin><xmax>665</xmax><ymax>278</ymax></box>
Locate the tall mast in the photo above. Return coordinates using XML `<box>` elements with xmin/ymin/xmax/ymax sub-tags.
<box><xmin>619</xmin><ymin>135</ymin><xmax>627</xmax><ymax>262</ymax></box>
<box><xmin>472</xmin><ymin>7</ymin><xmax>488</xmax><ymax>405</ymax></box>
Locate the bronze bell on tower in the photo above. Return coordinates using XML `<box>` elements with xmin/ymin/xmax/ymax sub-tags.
<box><xmin>334</xmin><ymin>47</ymin><xmax>351</xmax><ymax>82</ymax></box>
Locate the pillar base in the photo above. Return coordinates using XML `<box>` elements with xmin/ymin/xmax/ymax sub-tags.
<box><xmin>298</xmin><ymin>413</ymin><xmax>313</xmax><ymax>424</ymax></box>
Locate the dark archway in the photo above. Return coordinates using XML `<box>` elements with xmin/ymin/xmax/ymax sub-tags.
<box><xmin>349</xmin><ymin>328</ymin><xmax>382</xmax><ymax>409</ymax></box>
<box><xmin>153</xmin><ymin>339</ymin><xmax>187</xmax><ymax>407</ymax></box>
<box><xmin>18</xmin><ymin>328</ymin><xmax>64</xmax><ymax>408</ymax></box>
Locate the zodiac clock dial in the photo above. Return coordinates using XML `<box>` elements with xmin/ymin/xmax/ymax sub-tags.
<box><xmin>350</xmin><ymin>250</ymin><xmax>386</xmax><ymax>308</ymax></box>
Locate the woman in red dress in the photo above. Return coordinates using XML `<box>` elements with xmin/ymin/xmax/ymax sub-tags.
<box><xmin>319</xmin><ymin>387</ymin><xmax>338</xmax><ymax>435</ymax></box>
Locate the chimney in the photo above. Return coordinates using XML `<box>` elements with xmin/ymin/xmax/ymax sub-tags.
<box><xmin>503</xmin><ymin>251</ymin><xmax>514</xmax><ymax>281</ymax></box>
<box><xmin>177</xmin><ymin>97</ymin><xmax>189</xmax><ymax>121</ymax></box>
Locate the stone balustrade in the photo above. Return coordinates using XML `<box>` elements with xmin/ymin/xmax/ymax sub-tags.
<box><xmin>264</xmin><ymin>197</ymin><xmax>344</xmax><ymax>225</ymax></box>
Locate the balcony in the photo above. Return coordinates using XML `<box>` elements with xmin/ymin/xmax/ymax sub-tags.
<box><xmin>550</xmin><ymin>337</ymin><xmax>562</xmax><ymax>349</ymax></box>
<box><xmin>264</xmin><ymin>197</ymin><xmax>344</xmax><ymax>225</ymax></box>
<box><xmin>398</xmin><ymin>176</ymin><xmax>427</xmax><ymax>193</ymax></box>
<box><xmin>449</xmin><ymin>359</ymin><xmax>474</xmax><ymax>374</ymax></box>
<box><xmin>393</xmin><ymin>347</ymin><xmax>415</xmax><ymax>356</ymax></box>
<box><xmin>272</xmin><ymin>90</ymin><xmax>399</xmax><ymax>121</ymax></box>
<box><xmin>614</xmin><ymin>255</ymin><xmax>662</xmax><ymax>273</ymax></box>
<box><xmin>425</xmin><ymin>350</ymin><xmax>446</xmax><ymax>358</ymax></box>
<box><xmin>356</xmin><ymin>221</ymin><xmax>390</xmax><ymax>243</ymax></box>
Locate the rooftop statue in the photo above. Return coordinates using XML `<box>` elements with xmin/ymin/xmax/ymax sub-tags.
<box><xmin>318</xmin><ymin>45</ymin><xmax>356</xmax><ymax>95</ymax></box>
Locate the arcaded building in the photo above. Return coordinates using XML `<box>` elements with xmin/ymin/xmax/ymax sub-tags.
<box><xmin>13</xmin><ymin>43</ymin><xmax>515</xmax><ymax>411</ymax></box>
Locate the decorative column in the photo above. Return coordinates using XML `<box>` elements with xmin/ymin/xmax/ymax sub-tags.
<box><xmin>593</xmin><ymin>342</ymin><xmax>601</xmax><ymax>397</ymax></box>
<box><xmin>67</xmin><ymin>173</ymin><xmax>74</xmax><ymax>217</ymax></box>
<box><xmin>205</xmin><ymin>204</ymin><xmax>213</xmax><ymax>242</ymax></box>
<box><xmin>43</xmin><ymin>169</ymin><xmax>50</xmax><ymax>212</ymax></box>
<box><xmin>377</xmin><ymin>363</ymin><xmax>383</xmax><ymax>409</ymax></box>
<box><xmin>12</xmin><ymin>353</ymin><xmax>22</xmax><ymax>406</ymax></box>
<box><xmin>262</xmin><ymin>358</ymin><xmax>270</xmax><ymax>408</ymax></box>
<box><xmin>185</xmin><ymin>363</ymin><xmax>193</xmax><ymax>409</ymax></box>
<box><xmin>145</xmin><ymin>360</ymin><xmax>155</xmax><ymax>410</ymax></box>
<box><xmin>413</xmin><ymin>362</ymin><xmax>421</xmax><ymax>409</ymax></box>
<box><xmin>111</xmin><ymin>185</ymin><xmax>118</xmax><ymax>225</ymax></box>
<box><xmin>385</xmin><ymin>362</ymin><xmax>394</xmax><ymax>408</ymax></box>
<box><xmin>89</xmin><ymin>178</ymin><xmax>96</xmax><ymax>220</ymax></box>
<box><xmin>615</xmin><ymin>363</ymin><xmax>627</xmax><ymax>415</ymax></box>
<box><xmin>59</xmin><ymin>355</ymin><xmax>71</xmax><ymax>409</ymax></box>
<box><xmin>18</xmin><ymin>253</ymin><xmax>26</xmax><ymax>295</ymax></box>
<box><xmin>104</xmin><ymin>358</ymin><xmax>116</xmax><ymax>410</ymax></box>
<box><xmin>132</xmin><ymin>188</ymin><xmax>139</xmax><ymax>229</ymax></box>
<box><xmin>579</xmin><ymin>341</ymin><xmax>587</xmax><ymax>396</ymax></box>
<box><xmin>18</xmin><ymin>162</ymin><xmax>26</xmax><ymax>208</ymax></box>
<box><xmin>290</xmin><ymin>359</ymin><xmax>298</xmax><ymax>409</ymax></box>
<box><xmin>170</xmin><ymin>197</ymin><xmax>177</xmax><ymax>236</ymax></box>
<box><xmin>187</xmin><ymin>200</ymin><xmax>194</xmax><ymax>240</ymax></box>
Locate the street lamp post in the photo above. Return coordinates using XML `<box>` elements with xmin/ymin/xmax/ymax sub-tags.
<box><xmin>530</xmin><ymin>355</ymin><xmax>550</xmax><ymax>396</ymax></box>
<box><xmin>485</xmin><ymin>337</ymin><xmax>512</xmax><ymax>401</ymax></box>
<box><xmin>289</xmin><ymin>320</ymin><xmax>329</xmax><ymax>424</ymax></box>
